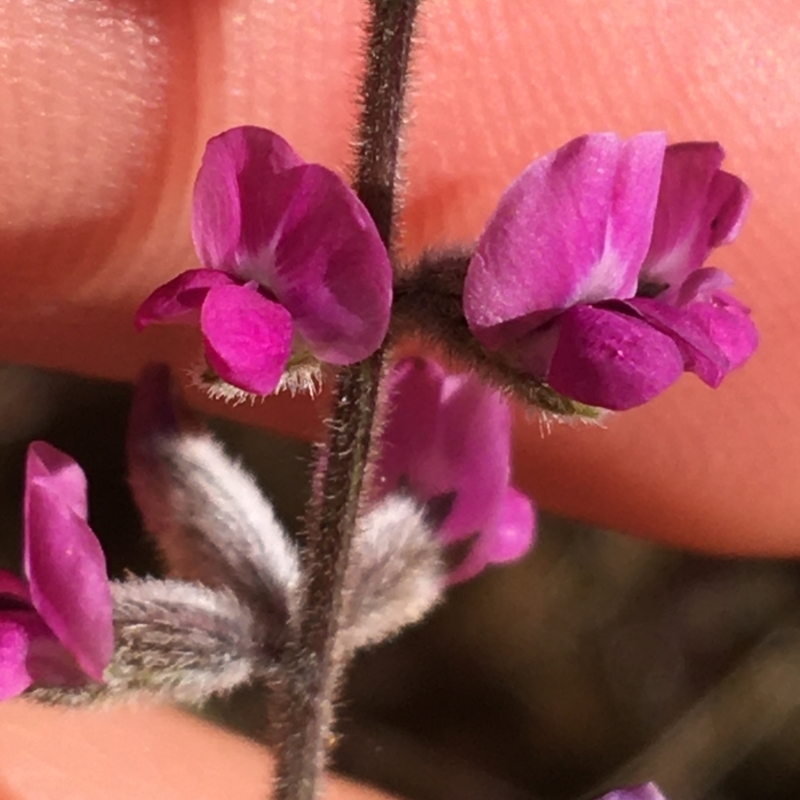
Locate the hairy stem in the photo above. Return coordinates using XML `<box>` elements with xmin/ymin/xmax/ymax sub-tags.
<box><xmin>353</xmin><ymin>0</ymin><xmax>420</xmax><ymax>252</ymax></box>
<box><xmin>393</xmin><ymin>253</ymin><xmax>604</xmax><ymax>420</ymax></box>
<box><xmin>271</xmin><ymin>2</ymin><xmax>420</xmax><ymax>799</ymax></box>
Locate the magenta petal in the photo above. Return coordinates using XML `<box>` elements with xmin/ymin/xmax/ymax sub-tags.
<box><xmin>631</xmin><ymin>297</ymin><xmax>758</xmax><ymax>386</ymax></box>
<box><xmin>380</xmin><ymin>358</ymin><xmax>445</xmax><ymax>492</ymax></box>
<box><xmin>23</xmin><ymin>443</ymin><xmax>113</xmax><ymax>681</ymax></box>
<box><xmin>486</xmin><ymin>487</ymin><xmax>536</xmax><ymax>563</ymax></box>
<box><xmin>192</xmin><ymin>127</ymin><xmax>305</xmax><ymax>271</ymax></box>
<box><xmin>548</xmin><ymin>305</ymin><xmax>684</xmax><ymax>410</ymax></box>
<box><xmin>0</xmin><ymin>609</ymin><xmax>84</xmax><ymax>692</ymax></box>
<box><xmin>642</xmin><ymin>142</ymin><xmax>750</xmax><ymax>286</ymax></box>
<box><xmin>199</xmin><ymin>283</ymin><xmax>293</xmax><ymax>395</ymax></box>
<box><xmin>642</xmin><ymin>142</ymin><xmax>723</xmax><ymax>284</ymax></box>
<box><xmin>464</xmin><ymin>132</ymin><xmax>665</xmax><ymax>349</ymax></box>
<box><xmin>0</xmin><ymin>620</ymin><xmax>32</xmax><ymax>699</ymax></box>
<box><xmin>687</xmin><ymin>299</ymin><xmax>758</xmax><ymax>373</ymax></box>
<box><xmin>708</xmin><ymin>170</ymin><xmax>751</xmax><ymax>248</ymax></box>
<box><xmin>435</xmin><ymin>373</ymin><xmax>512</xmax><ymax>543</ymax></box>
<box><xmin>593</xmin><ymin>785</ymin><xmax>667</xmax><ymax>800</ymax></box>
<box><xmin>135</xmin><ymin>269</ymin><xmax>236</xmax><ymax>330</ymax></box>
<box><xmin>449</xmin><ymin>486</ymin><xmax>535</xmax><ymax>584</ymax></box>
<box><xmin>246</xmin><ymin>163</ymin><xmax>392</xmax><ymax>363</ymax></box>
<box><xmin>599</xmin><ymin>132</ymin><xmax>668</xmax><ymax>298</ymax></box>
<box><xmin>26</xmin><ymin>441</ymin><xmax>89</xmax><ymax>522</ymax></box>
<box><xmin>381</xmin><ymin>360</ymin><xmax>512</xmax><ymax>543</ymax></box>
<box><xmin>675</xmin><ymin>266</ymin><xmax>733</xmax><ymax>305</ymax></box>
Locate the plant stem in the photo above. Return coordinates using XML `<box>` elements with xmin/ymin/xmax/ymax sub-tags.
<box><xmin>392</xmin><ymin>254</ymin><xmax>605</xmax><ymax>420</ymax></box>
<box><xmin>353</xmin><ymin>0</ymin><xmax>419</xmax><ymax>251</ymax></box>
<box><xmin>271</xmin><ymin>2</ymin><xmax>420</xmax><ymax>799</ymax></box>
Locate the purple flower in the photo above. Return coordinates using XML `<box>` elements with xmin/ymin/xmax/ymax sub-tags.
<box><xmin>0</xmin><ymin>442</ymin><xmax>113</xmax><ymax>699</ymax></box>
<box><xmin>378</xmin><ymin>358</ymin><xmax>535</xmax><ymax>583</ymax></box>
<box><xmin>463</xmin><ymin>133</ymin><xmax>757</xmax><ymax>410</ymax></box>
<box><xmin>136</xmin><ymin>126</ymin><xmax>393</xmax><ymax>396</ymax></box>
<box><xmin>592</xmin><ymin>785</ymin><xmax>667</xmax><ymax>800</ymax></box>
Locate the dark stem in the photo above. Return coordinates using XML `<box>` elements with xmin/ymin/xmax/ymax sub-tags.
<box><xmin>271</xmin><ymin>2</ymin><xmax>420</xmax><ymax>799</ymax></box>
<box><xmin>353</xmin><ymin>0</ymin><xmax>420</xmax><ymax>252</ymax></box>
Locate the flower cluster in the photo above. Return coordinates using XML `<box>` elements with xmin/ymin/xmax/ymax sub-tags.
<box><xmin>463</xmin><ymin>133</ymin><xmax>757</xmax><ymax>410</ymax></box>
<box><xmin>4</xmin><ymin>117</ymin><xmax>756</xmax><ymax>799</ymax></box>
<box><xmin>136</xmin><ymin>126</ymin><xmax>756</xmax><ymax>413</ymax></box>
<box><xmin>0</xmin><ymin>357</ymin><xmax>535</xmax><ymax>700</ymax></box>
<box><xmin>137</xmin><ymin>126</ymin><xmax>393</xmax><ymax>398</ymax></box>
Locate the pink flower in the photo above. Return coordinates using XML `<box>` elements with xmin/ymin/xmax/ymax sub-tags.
<box><xmin>136</xmin><ymin>126</ymin><xmax>393</xmax><ymax>396</ymax></box>
<box><xmin>378</xmin><ymin>358</ymin><xmax>535</xmax><ymax>583</ymax></box>
<box><xmin>463</xmin><ymin>133</ymin><xmax>757</xmax><ymax>410</ymax></box>
<box><xmin>0</xmin><ymin>442</ymin><xmax>113</xmax><ymax>699</ymax></box>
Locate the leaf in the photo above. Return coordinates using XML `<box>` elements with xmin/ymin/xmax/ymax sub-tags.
<box><xmin>127</xmin><ymin>364</ymin><xmax>300</xmax><ymax>638</ymax></box>
<box><xmin>28</xmin><ymin>579</ymin><xmax>262</xmax><ymax>706</ymax></box>
<box><xmin>339</xmin><ymin>495</ymin><xmax>446</xmax><ymax>653</ymax></box>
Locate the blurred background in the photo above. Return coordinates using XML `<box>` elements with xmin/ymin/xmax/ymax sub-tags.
<box><xmin>1</xmin><ymin>363</ymin><xmax>799</xmax><ymax>800</ymax></box>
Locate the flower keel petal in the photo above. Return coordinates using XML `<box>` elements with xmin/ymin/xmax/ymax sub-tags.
<box><xmin>631</xmin><ymin>297</ymin><xmax>758</xmax><ymax>386</ymax></box>
<box><xmin>449</xmin><ymin>486</ymin><xmax>535</xmax><ymax>584</ymax></box>
<box><xmin>200</xmin><ymin>284</ymin><xmax>294</xmax><ymax>395</ymax></box>
<box><xmin>24</xmin><ymin>444</ymin><xmax>113</xmax><ymax>681</ymax></box>
<box><xmin>26</xmin><ymin>441</ymin><xmax>89</xmax><ymax>522</ymax></box>
<box><xmin>548</xmin><ymin>305</ymin><xmax>684</xmax><ymax>410</ymax></box>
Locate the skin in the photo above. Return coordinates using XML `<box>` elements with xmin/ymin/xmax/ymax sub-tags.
<box><xmin>0</xmin><ymin>702</ymin><xmax>395</xmax><ymax>800</ymax></box>
<box><xmin>1</xmin><ymin>0</ymin><xmax>799</xmax><ymax>796</ymax></box>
